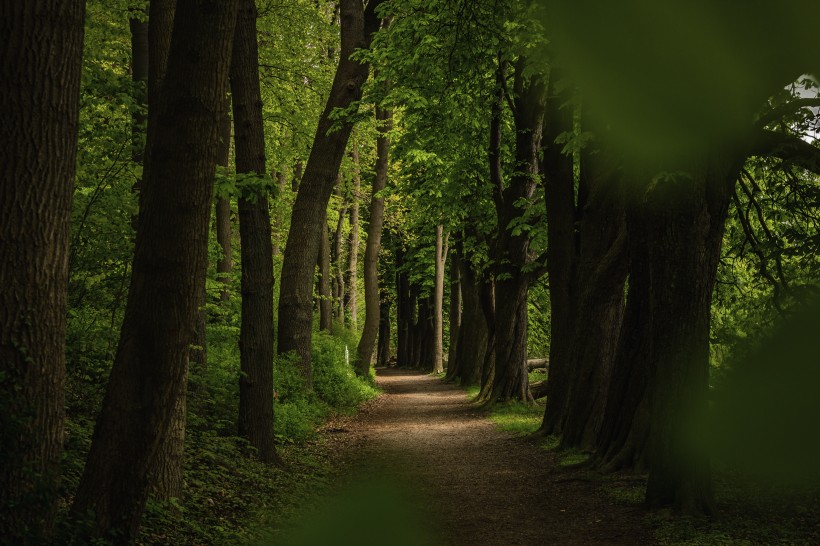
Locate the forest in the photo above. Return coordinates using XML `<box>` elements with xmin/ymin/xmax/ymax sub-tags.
<box><xmin>2</xmin><ymin>0</ymin><xmax>820</xmax><ymax>544</ymax></box>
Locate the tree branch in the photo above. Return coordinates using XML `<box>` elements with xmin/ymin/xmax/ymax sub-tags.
<box><xmin>750</xmin><ymin>129</ymin><xmax>820</xmax><ymax>175</ymax></box>
<box><xmin>755</xmin><ymin>97</ymin><xmax>820</xmax><ymax>129</ymax></box>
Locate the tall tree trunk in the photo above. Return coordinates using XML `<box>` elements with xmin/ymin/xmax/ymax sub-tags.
<box><xmin>277</xmin><ymin>0</ymin><xmax>382</xmax><ymax>385</ymax></box>
<box><xmin>477</xmin><ymin>277</ymin><xmax>496</xmax><ymax>399</ymax></box>
<box><xmin>70</xmin><ymin>1</ymin><xmax>239</xmax><ymax>540</ymax></box>
<box><xmin>232</xmin><ymin>0</ymin><xmax>278</xmax><ymax>465</ymax></box>
<box><xmin>558</xmin><ymin>156</ymin><xmax>628</xmax><ymax>451</ymax></box>
<box><xmin>0</xmin><ymin>1</ymin><xmax>85</xmax><ymax>540</ymax></box>
<box><xmin>451</xmin><ymin>254</ymin><xmax>487</xmax><ymax>386</ymax></box>
<box><xmin>356</xmin><ymin>107</ymin><xmax>391</xmax><ymax>374</ymax></box>
<box><xmin>432</xmin><ymin>224</ymin><xmax>446</xmax><ymax>373</ymax></box>
<box><xmin>346</xmin><ymin>147</ymin><xmax>362</xmax><ymax>328</ymax></box>
<box><xmin>643</xmin><ymin>163</ymin><xmax>735</xmax><ymax>515</ymax></box>
<box><xmin>486</xmin><ymin>60</ymin><xmax>545</xmax><ymax>403</ymax></box>
<box><xmin>318</xmin><ymin>216</ymin><xmax>333</xmax><ymax>332</ymax></box>
<box><xmin>445</xmin><ymin>242</ymin><xmax>462</xmax><ymax>378</ymax></box>
<box><xmin>377</xmin><ymin>289</ymin><xmax>391</xmax><ymax>366</ymax></box>
<box><xmin>539</xmin><ymin>77</ymin><xmax>577</xmax><ymax>434</ymax></box>
<box><xmin>396</xmin><ymin>245</ymin><xmax>411</xmax><ymax>367</ymax></box>
<box><xmin>595</xmin><ymin>205</ymin><xmax>653</xmax><ymax>472</ymax></box>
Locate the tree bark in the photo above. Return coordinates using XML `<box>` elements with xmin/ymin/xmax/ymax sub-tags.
<box><xmin>318</xmin><ymin>215</ymin><xmax>333</xmax><ymax>332</ymax></box>
<box><xmin>643</xmin><ymin>162</ymin><xmax>736</xmax><ymax>515</ymax></box>
<box><xmin>396</xmin><ymin>244</ymin><xmax>411</xmax><ymax>367</ymax></box>
<box><xmin>70</xmin><ymin>1</ymin><xmax>239</xmax><ymax>540</ymax></box>
<box><xmin>539</xmin><ymin>76</ymin><xmax>577</xmax><ymax>434</ymax></box>
<box><xmin>486</xmin><ymin>60</ymin><xmax>545</xmax><ymax>403</ymax></box>
<box><xmin>433</xmin><ymin>225</ymin><xmax>446</xmax><ymax>373</ymax></box>
<box><xmin>446</xmin><ymin>241</ymin><xmax>462</xmax><ymax>377</ymax></box>
<box><xmin>346</xmin><ymin>147</ymin><xmax>362</xmax><ymax>328</ymax></box>
<box><xmin>451</xmin><ymin>254</ymin><xmax>488</xmax><ymax>386</ymax></box>
<box><xmin>558</xmin><ymin>154</ymin><xmax>628</xmax><ymax>451</ymax></box>
<box><xmin>277</xmin><ymin>0</ymin><xmax>382</xmax><ymax>385</ymax></box>
<box><xmin>356</xmin><ymin>107</ymin><xmax>391</xmax><ymax>374</ymax></box>
<box><xmin>232</xmin><ymin>0</ymin><xmax>278</xmax><ymax>465</ymax></box>
<box><xmin>0</xmin><ymin>1</ymin><xmax>85</xmax><ymax>539</ymax></box>
<box><xmin>377</xmin><ymin>289</ymin><xmax>391</xmax><ymax>366</ymax></box>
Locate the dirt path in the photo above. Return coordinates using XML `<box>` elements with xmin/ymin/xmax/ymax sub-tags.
<box><xmin>323</xmin><ymin>368</ymin><xmax>654</xmax><ymax>546</ymax></box>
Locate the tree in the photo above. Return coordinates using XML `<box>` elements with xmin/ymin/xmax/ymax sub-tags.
<box><xmin>277</xmin><ymin>0</ymin><xmax>383</xmax><ymax>386</ymax></box>
<box><xmin>484</xmin><ymin>57</ymin><xmax>547</xmax><ymax>403</ymax></box>
<box><xmin>232</xmin><ymin>0</ymin><xmax>278</xmax><ymax>465</ymax></box>
<box><xmin>70</xmin><ymin>0</ymin><xmax>239</xmax><ymax>538</ymax></box>
<box><xmin>0</xmin><ymin>0</ymin><xmax>86</xmax><ymax>539</ymax></box>
<box><xmin>357</xmin><ymin>106</ymin><xmax>392</xmax><ymax>374</ymax></box>
<box><xmin>432</xmin><ymin>224</ymin><xmax>447</xmax><ymax>373</ymax></box>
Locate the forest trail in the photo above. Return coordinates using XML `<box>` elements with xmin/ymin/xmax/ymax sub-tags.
<box><xmin>322</xmin><ymin>368</ymin><xmax>654</xmax><ymax>546</ymax></box>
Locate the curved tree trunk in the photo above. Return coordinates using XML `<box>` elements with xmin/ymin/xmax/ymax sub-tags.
<box><xmin>277</xmin><ymin>0</ymin><xmax>382</xmax><ymax>384</ymax></box>
<box><xmin>232</xmin><ymin>0</ymin><xmax>278</xmax><ymax>465</ymax></box>
<box><xmin>0</xmin><ymin>1</ymin><xmax>85</xmax><ymax>539</ymax></box>
<box><xmin>70</xmin><ymin>1</ymin><xmax>239</xmax><ymax>539</ymax></box>
<box><xmin>357</xmin><ymin>106</ymin><xmax>391</xmax><ymax>374</ymax></box>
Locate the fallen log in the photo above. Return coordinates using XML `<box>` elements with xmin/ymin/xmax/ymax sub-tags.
<box><xmin>527</xmin><ymin>358</ymin><xmax>548</xmax><ymax>371</ymax></box>
<box><xmin>529</xmin><ymin>380</ymin><xmax>548</xmax><ymax>399</ymax></box>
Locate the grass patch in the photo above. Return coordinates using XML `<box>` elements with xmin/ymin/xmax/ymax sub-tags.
<box><xmin>486</xmin><ymin>401</ymin><xmax>544</xmax><ymax>436</ymax></box>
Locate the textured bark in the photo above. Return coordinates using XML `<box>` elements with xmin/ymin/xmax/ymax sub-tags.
<box><xmin>487</xmin><ymin>61</ymin><xmax>545</xmax><ymax>403</ymax></box>
<box><xmin>70</xmin><ymin>1</ymin><xmax>239</xmax><ymax>540</ymax></box>
<box><xmin>377</xmin><ymin>289</ymin><xmax>391</xmax><ymax>366</ymax></box>
<box><xmin>539</xmin><ymin>78</ymin><xmax>577</xmax><ymax>435</ymax></box>
<box><xmin>433</xmin><ymin>225</ymin><xmax>446</xmax><ymax>374</ymax></box>
<box><xmin>451</xmin><ymin>255</ymin><xmax>488</xmax><ymax>386</ymax></box>
<box><xmin>559</xmin><ymin>156</ymin><xmax>628</xmax><ymax>451</ymax></box>
<box><xmin>446</xmin><ymin>243</ymin><xmax>462</xmax><ymax>377</ymax></box>
<box><xmin>318</xmin><ymin>216</ymin><xmax>333</xmax><ymax>332</ymax></box>
<box><xmin>0</xmin><ymin>1</ymin><xmax>85</xmax><ymax>539</ymax></box>
<box><xmin>396</xmin><ymin>245</ymin><xmax>411</xmax><ymax>367</ymax></box>
<box><xmin>356</xmin><ymin>107</ymin><xmax>391</xmax><ymax>374</ymax></box>
<box><xmin>595</xmin><ymin>211</ymin><xmax>653</xmax><ymax>473</ymax></box>
<box><xmin>232</xmin><ymin>0</ymin><xmax>278</xmax><ymax>464</ymax></box>
<box><xmin>346</xmin><ymin>147</ymin><xmax>362</xmax><ymax>328</ymax></box>
<box><xmin>643</xmin><ymin>161</ymin><xmax>736</xmax><ymax>515</ymax></box>
<box><xmin>277</xmin><ymin>0</ymin><xmax>382</xmax><ymax>385</ymax></box>
<box><xmin>418</xmin><ymin>295</ymin><xmax>436</xmax><ymax>371</ymax></box>
<box><xmin>477</xmin><ymin>278</ymin><xmax>497</xmax><ymax>400</ymax></box>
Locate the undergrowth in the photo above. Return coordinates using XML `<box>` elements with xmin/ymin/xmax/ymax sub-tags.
<box><xmin>60</xmin><ymin>319</ymin><xmax>378</xmax><ymax>544</ymax></box>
